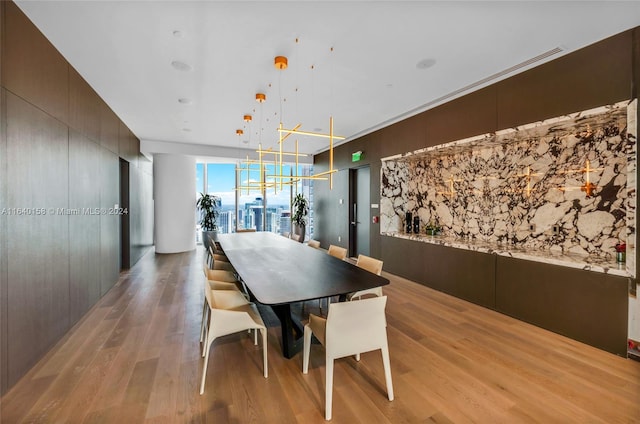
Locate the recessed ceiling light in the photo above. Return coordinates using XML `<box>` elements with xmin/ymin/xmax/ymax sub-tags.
<box><xmin>313</xmin><ymin>127</ymin><xmax>323</xmax><ymax>132</ymax></box>
<box><xmin>416</xmin><ymin>58</ymin><xmax>436</xmax><ymax>70</ymax></box>
<box><xmin>178</xmin><ymin>98</ymin><xmax>192</xmax><ymax>104</ymax></box>
<box><xmin>182</xmin><ymin>128</ymin><xmax>191</xmax><ymax>132</ymax></box>
<box><xmin>242</xmin><ymin>139</ymin><xmax>249</xmax><ymax>144</ymax></box>
<box><xmin>171</xmin><ymin>61</ymin><xmax>192</xmax><ymax>71</ymax></box>
<box><xmin>173</xmin><ymin>30</ymin><xmax>183</xmax><ymax>38</ymax></box>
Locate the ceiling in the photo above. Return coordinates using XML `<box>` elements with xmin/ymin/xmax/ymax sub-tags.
<box><xmin>14</xmin><ymin>1</ymin><xmax>640</xmax><ymax>159</ymax></box>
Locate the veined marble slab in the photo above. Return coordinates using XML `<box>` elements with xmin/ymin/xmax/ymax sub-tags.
<box><xmin>381</xmin><ymin>100</ymin><xmax>636</xmax><ymax>278</ymax></box>
<box><xmin>382</xmin><ymin>231</ymin><xmax>630</xmax><ymax>277</ymax></box>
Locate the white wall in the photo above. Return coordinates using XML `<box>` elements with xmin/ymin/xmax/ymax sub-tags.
<box><xmin>154</xmin><ymin>154</ymin><xmax>196</xmax><ymax>253</ymax></box>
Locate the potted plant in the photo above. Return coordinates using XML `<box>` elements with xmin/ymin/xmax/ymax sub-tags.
<box><xmin>291</xmin><ymin>193</ymin><xmax>309</xmax><ymax>243</ymax></box>
<box><xmin>424</xmin><ymin>220</ymin><xmax>441</xmax><ymax>236</ymax></box>
<box><xmin>196</xmin><ymin>192</ymin><xmax>221</xmax><ymax>251</ymax></box>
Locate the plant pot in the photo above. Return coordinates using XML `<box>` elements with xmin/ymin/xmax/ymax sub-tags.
<box><xmin>292</xmin><ymin>223</ymin><xmax>305</xmax><ymax>243</ymax></box>
<box><xmin>202</xmin><ymin>229</ymin><xmax>218</xmax><ymax>252</ymax></box>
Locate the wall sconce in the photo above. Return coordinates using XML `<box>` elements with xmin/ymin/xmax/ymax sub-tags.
<box><xmin>558</xmin><ymin>159</ymin><xmax>602</xmax><ymax>198</ymax></box>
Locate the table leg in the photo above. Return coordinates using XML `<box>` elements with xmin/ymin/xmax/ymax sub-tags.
<box><xmin>270</xmin><ymin>304</ymin><xmax>305</xmax><ymax>359</ymax></box>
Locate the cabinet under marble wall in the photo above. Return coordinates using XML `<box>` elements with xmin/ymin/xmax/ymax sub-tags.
<box><xmin>382</xmin><ymin>100</ymin><xmax>637</xmax><ymax>277</ymax></box>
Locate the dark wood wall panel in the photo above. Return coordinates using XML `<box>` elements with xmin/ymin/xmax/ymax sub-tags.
<box><xmin>0</xmin><ymin>3</ymin><xmax>154</xmax><ymax>394</ymax></box>
<box><xmin>496</xmin><ymin>31</ymin><xmax>633</xmax><ymax>130</ymax></box>
<box><xmin>423</xmin><ymin>87</ymin><xmax>497</xmax><ymax>148</ymax></box>
<box><xmin>495</xmin><ymin>256</ymin><xmax>628</xmax><ymax>355</ymax></box>
<box><xmin>69</xmin><ymin>68</ymin><xmax>101</xmax><ymax>143</ymax></box>
<box><xmin>2</xmin><ymin>2</ymin><xmax>68</xmax><ymax>123</ymax></box>
<box><xmin>6</xmin><ymin>92</ymin><xmax>70</xmax><ymax>388</ymax></box>
<box><xmin>381</xmin><ymin>236</ymin><xmax>427</xmax><ymax>284</ymax></box>
<box><xmin>100</xmin><ymin>147</ymin><xmax>120</xmax><ymax>295</ymax></box>
<box><xmin>119</xmin><ymin>121</ymin><xmax>138</xmax><ymax>165</ymax></box>
<box><xmin>381</xmin><ymin>237</ymin><xmax>496</xmax><ymax>308</ymax></box>
<box><xmin>1</xmin><ymin>2</ymin><xmax>7</xmax><ymax>396</ymax></box>
<box><xmin>99</xmin><ymin>99</ymin><xmax>120</xmax><ymax>155</ymax></box>
<box><xmin>424</xmin><ymin>244</ymin><xmax>496</xmax><ymax>309</ymax></box>
<box><xmin>68</xmin><ymin>130</ymin><xmax>101</xmax><ymax>323</ymax></box>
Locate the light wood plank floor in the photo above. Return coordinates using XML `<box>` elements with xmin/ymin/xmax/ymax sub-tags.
<box><xmin>1</xmin><ymin>247</ymin><xmax>639</xmax><ymax>423</ymax></box>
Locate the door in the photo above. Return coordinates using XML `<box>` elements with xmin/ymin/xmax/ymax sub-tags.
<box><xmin>349</xmin><ymin>166</ymin><xmax>370</xmax><ymax>257</ymax></box>
<box><xmin>119</xmin><ymin>158</ymin><xmax>130</xmax><ymax>270</ymax></box>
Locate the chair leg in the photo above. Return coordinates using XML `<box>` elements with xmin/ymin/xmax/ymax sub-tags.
<box><xmin>303</xmin><ymin>325</ymin><xmax>312</xmax><ymax>374</ymax></box>
<box><xmin>261</xmin><ymin>328</ymin><xmax>268</xmax><ymax>378</ymax></box>
<box><xmin>355</xmin><ymin>353</ymin><xmax>361</xmax><ymax>361</ymax></box>
<box><xmin>381</xmin><ymin>345</ymin><xmax>394</xmax><ymax>401</ymax></box>
<box><xmin>325</xmin><ymin>356</ymin><xmax>334</xmax><ymax>421</ymax></box>
<box><xmin>200</xmin><ymin>334</ymin><xmax>216</xmax><ymax>395</ymax></box>
<box><xmin>254</xmin><ymin>328</ymin><xmax>258</xmax><ymax>345</ymax></box>
<box><xmin>200</xmin><ymin>299</ymin><xmax>208</xmax><ymax>343</ymax></box>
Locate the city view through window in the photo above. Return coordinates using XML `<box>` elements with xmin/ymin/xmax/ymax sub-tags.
<box><xmin>196</xmin><ymin>162</ymin><xmax>314</xmax><ymax>241</ymax></box>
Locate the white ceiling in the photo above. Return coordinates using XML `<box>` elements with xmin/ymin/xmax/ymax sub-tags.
<box><xmin>14</xmin><ymin>1</ymin><xmax>640</xmax><ymax>159</ymax></box>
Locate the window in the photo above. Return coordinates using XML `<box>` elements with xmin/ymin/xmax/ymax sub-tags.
<box><xmin>196</xmin><ymin>161</ymin><xmax>313</xmax><ymax>241</ymax></box>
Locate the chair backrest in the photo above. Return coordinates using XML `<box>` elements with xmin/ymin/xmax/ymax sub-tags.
<box><xmin>325</xmin><ymin>296</ymin><xmax>388</xmax><ymax>359</ymax></box>
<box><xmin>327</xmin><ymin>245</ymin><xmax>347</xmax><ymax>260</ymax></box>
<box><xmin>356</xmin><ymin>254</ymin><xmax>383</xmax><ymax>275</ymax></box>
<box><xmin>307</xmin><ymin>239</ymin><xmax>321</xmax><ymax>249</ymax></box>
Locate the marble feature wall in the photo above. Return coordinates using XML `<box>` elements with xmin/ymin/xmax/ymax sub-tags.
<box><xmin>381</xmin><ymin>100</ymin><xmax>636</xmax><ymax>269</ymax></box>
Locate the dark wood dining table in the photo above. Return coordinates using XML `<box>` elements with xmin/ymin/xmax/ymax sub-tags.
<box><xmin>216</xmin><ymin>232</ymin><xmax>390</xmax><ymax>358</ymax></box>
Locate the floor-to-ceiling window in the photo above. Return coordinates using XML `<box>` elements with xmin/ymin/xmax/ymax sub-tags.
<box><xmin>196</xmin><ymin>160</ymin><xmax>313</xmax><ymax>242</ymax></box>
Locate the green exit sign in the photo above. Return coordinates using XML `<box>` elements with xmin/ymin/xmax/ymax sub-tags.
<box><xmin>352</xmin><ymin>151</ymin><xmax>363</xmax><ymax>162</ymax></box>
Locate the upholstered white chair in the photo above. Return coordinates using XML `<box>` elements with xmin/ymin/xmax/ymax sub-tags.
<box><xmin>200</xmin><ymin>259</ymin><xmax>246</xmax><ymax>345</ymax></box>
<box><xmin>200</xmin><ymin>288</ymin><xmax>268</xmax><ymax>394</ymax></box>
<box><xmin>347</xmin><ymin>254</ymin><xmax>384</xmax><ymax>300</ymax></box>
<box><xmin>302</xmin><ymin>296</ymin><xmax>394</xmax><ymax>420</ymax></box>
<box><xmin>316</xmin><ymin>245</ymin><xmax>349</xmax><ymax>313</ymax></box>
<box><xmin>207</xmin><ymin>245</ymin><xmax>230</xmax><ymax>263</ymax></box>
<box><xmin>327</xmin><ymin>244</ymin><xmax>347</xmax><ymax>260</ymax></box>
<box><xmin>307</xmin><ymin>239</ymin><xmax>321</xmax><ymax>249</ymax></box>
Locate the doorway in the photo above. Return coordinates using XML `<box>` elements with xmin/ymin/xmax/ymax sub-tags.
<box><xmin>349</xmin><ymin>166</ymin><xmax>370</xmax><ymax>257</ymax></box>
<box><xmin>119</xmin><ymin>159</ymin><xmax>130</xmax><ymax>270</ymax></box>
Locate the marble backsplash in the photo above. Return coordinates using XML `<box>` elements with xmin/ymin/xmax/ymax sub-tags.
<box><xmin>381</xmin><ymin>100</ymin><xmax>637</xmax><ymax>274</ymax></box>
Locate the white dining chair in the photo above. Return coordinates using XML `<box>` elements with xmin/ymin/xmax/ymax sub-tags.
<box><xmin>317</xmin><ymin>245</ymin><xmax>349</xmax><ymax>314</ymax></box>
<box><xmin>327</xmin><ymin>244</ymin><xmax>347</xmax><ymax>260</ymax></box>
<box><xmin>307</xmin><ymin>239</ymin><xmax>321</xmax><ymax>249</ymax></box>
<box><xmin>302</xmin><ymin>296</ymin><xmax>394</xmax><ymax>420</ymax></box>
<box><xmin>200</xmin><ymin>288</ymin><xmax>268</xmax><ymax>394</ymax></box>
<box><xmin>200</xmin><ymin>260</ymin><xmax>245</xmax><ymax>345</ymax></box>
<box><xmin>347</xmin><ymin>254</ymin><xmax>384</xmax><ymax>300</ymax></box>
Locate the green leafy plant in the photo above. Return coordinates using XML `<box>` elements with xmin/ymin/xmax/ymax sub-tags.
<box><xmin>292</xmin><ymin>193</ymin><xmax>309</xmax><ymax>226</ymax></box>
<box><xmin>196</xmin><ymin>192</ymin><xmax>221</xmax><ymax>231</ymax></box>
<box><xmin>424</xmin><ymin>220</ymin><xmax>441</xmax><ymax>235</ymax></box>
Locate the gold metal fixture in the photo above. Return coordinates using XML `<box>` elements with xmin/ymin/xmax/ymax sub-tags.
<box><xmin>518</xmin><ymin>166</ymin><xmax>541</xmax><ymax>197</ymax></box>
<box><xmin>438</xmin><ymin>176</ymin><xmax>462</xmax><ymax>197</ymax></box>
<box><xmin>557</xmin><ymin>159</ymin><xmax>603</xmax><ymax>198</ymax></box>
<box><xmin>243</xmin><ymin>115</ymin><xmax>252</xmax><ymax>122</ymax></box>
<box><xmin>255</xmin><ymin>93</ymin><xmax>266</xmax><ymax>103</ymax></box>
<box><xmin>236</xmin><ymin>129</ymin><xmax>243</xmax><ymax>136</ymax></box>
<box><xmin>274</xmin><ymin>56</ymin><xmax>288</xmax><ymax>70</ymax></box>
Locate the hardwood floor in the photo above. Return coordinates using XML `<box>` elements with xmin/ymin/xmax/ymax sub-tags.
<box><xmin>1</xmin><ymin>247</ymin><xmax>639</xmax><ymax>423</ymax></box>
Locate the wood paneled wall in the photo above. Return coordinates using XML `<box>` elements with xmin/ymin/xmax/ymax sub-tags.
<box><xmin>0</xmin><ymin>2</ymin><xmax>154</xmax><ymax>394</ymax></box>
<box><xmin>314</xmin><ymin>28</ymin><xmax>638</xmax><ymax>355</ymax></box>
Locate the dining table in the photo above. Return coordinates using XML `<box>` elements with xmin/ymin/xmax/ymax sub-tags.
<box><xmin>216</xmin><ymin>232</ymin><xmax>390</xmax><ymax>358</ymax></box>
